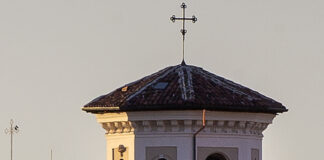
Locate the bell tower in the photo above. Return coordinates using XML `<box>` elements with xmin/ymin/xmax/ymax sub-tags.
<box><xmin>83</xmin><ymin>64</ymin><xmax>287</xmax><ymax>160</ymax></box>
<box><xmin>82</xmin><ymin>3</ymin><xmax>287</xmax><ymax>160</ymax></box>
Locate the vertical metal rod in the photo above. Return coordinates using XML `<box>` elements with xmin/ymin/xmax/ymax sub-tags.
<box><xmin>182</xmin><ymin>6</ymin><xmax>185</xmax><ymax>62</ymax></box>
<box><xmin>5</xmin><ymin>119</ymin><xmax>19</xmax><ymax>160</ymax></box>
<box><xmin>11</xmin><ymin>122</ymin><xmax>13</xmax><ymax>160</ymax></box>
<box><xmin>51</xmin><ymin>149</ymin><xmax>53</xmax><ymax>160</ymax></box>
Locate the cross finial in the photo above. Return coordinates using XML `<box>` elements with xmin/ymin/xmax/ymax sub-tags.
<box><xmin>170</xmin><ymin>2</ymin><xmax>197</xmax><ymax>64</ymax></box>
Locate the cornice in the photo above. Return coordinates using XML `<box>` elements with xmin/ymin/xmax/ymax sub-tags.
<box><xmin>95</xmin><ymin>110</ymin><xmax>275</xmax><ymax>123</ymax></box>
<box><xmin>101</xmin><ymin>119</ymin><xmax>269</xmax><ymax>137</ymax></box>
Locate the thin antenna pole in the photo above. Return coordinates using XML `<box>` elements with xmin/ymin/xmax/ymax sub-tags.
<box><xmin>5</xmin><ymin>119</ymin><xmax>19</xmax><ymax>160</ymax></box>
<box><xmin>10</xmin><ymin>122</ymin><xmax>13</xmax><ymax>160</ymax></box>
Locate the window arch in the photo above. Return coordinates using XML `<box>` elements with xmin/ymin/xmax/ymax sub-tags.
<box><xmin>153</xmin><ymin>154</ymin><xmax>172</xmax><ymax>160</ymax></box>
<box><xmin>206</xmin><ymin>153</ymin><xmax>227</xmax><ymax>160</ymax></box>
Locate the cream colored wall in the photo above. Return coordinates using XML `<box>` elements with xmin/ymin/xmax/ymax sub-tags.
<box><xmin>96</xmin><ymin>110</ymin><xmax>275</xmax><ymax>160</ymax></box>
<box><xmin>106</xmin><ymin>134</ymin><xmax>135</xmax><ymax>160</ymax></box>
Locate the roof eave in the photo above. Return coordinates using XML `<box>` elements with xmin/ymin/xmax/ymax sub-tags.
<box><xmin>82</xmin><ymin>106</ymin><xmax>120</xmax><ymax>113</ymax></box>
<box><xmin>82</xmin><ymin>105</ymin><xmax>288</xmax><ymax>114</ymax></box>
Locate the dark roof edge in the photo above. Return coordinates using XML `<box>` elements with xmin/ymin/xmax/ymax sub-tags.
<box><xmin>82</xmin><ymin>105</ymin><xmax>288</xmax><ymax>114</ymax></box>
<box><xmin>82</xmin><ymin>106</ymin><xmax>120</xmax><ymax>112</ymax></box>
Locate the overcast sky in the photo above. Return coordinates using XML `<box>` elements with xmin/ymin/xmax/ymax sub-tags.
<box><xmin>1</xmin><ymin>0</ymin><xmax>323</xmax><ymax>160</ymax></box>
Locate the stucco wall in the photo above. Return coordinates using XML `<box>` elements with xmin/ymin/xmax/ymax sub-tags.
<box><xmin>96</xmin><ymin>110</ymin><xmax>274</xmax><ymax>160</ymax></box>
<box><xmin>106</xmin><ymin>134</ymin><xmax>135</xmax><ymax>160</ymax></box>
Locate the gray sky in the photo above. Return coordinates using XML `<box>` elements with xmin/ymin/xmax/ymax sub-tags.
<box><xmin>0</xmin><ymin>0</ymin><xmax>323</xmax><ymax>160</ymax></box>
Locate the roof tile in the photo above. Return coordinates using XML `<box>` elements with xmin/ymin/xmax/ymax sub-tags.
<box><xmin>83</xmin><ymin>64</ymin><xmax>287</xmax><ymax>114</ymax></box>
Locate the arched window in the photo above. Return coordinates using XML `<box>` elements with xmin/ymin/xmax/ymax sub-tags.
<box><xmin>206</xmin><ymin>153</ymin><xmax>227</xmax><ymax>160</ymax></box>
<box><xmin>153</xmin><ymin>153</ymin><xmax>173</xmax><ymax>160</ymax></box>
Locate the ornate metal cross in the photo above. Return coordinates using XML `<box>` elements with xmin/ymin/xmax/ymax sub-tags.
<box><xmin>170</xmin><ymin>2</ymin><xmax>197</xmax><ymax>64</ymax></box>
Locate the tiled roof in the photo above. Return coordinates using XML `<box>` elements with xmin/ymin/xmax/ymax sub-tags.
<box><xmin>83</xmin><ymin>64</ymin><xmax>287</xmax><ymax>114</ymax></box>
